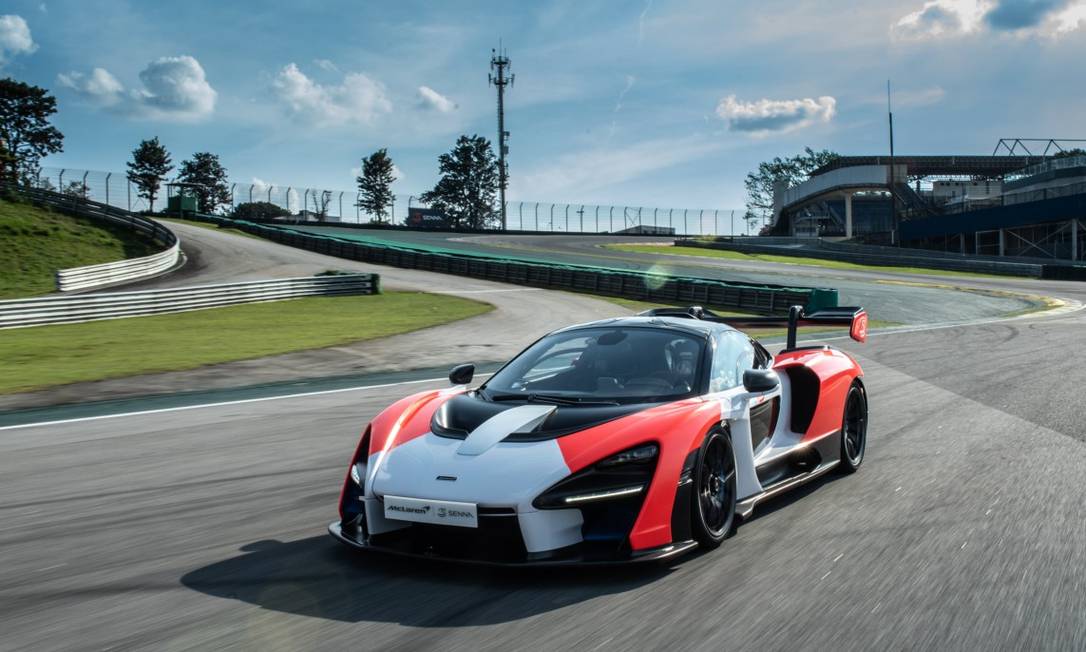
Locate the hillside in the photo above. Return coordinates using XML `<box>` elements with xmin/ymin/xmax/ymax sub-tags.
<box><xmin>0</xmin><ymin>197</ymin><xmax>158</xmax><ymax>299</ymax></box>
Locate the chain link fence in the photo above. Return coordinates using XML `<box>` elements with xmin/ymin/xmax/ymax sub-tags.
<box><xmin>34</xmin><ymin>167</ymin><xmax>751</xmax><ymax>236</ymax></box>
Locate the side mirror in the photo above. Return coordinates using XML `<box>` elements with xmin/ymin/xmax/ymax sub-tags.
<box><xmin>449</xmin><ymin>363</ymin><xmax>475</xmax><ymax>386</ymax></box>
<box><xmin>743</xmin><ymin>369</ymin><xmax>779</xmax><ymax>393</ymax></box>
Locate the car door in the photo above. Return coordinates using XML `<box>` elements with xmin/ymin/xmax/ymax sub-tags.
<box><xmin>710</xmin><ymin>330</ymin><xmax>778</xmax><ymax>453</ymax></box>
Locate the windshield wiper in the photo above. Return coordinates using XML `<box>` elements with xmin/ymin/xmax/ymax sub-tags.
<box><xmin>487</xmin><ymin>392</ymin><xmax>618</xmax><ymax>406</ymax></box>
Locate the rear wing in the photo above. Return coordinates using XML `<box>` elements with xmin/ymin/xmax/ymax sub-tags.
<box><xmin>639</xmin><ymin>305</ymin><xmax>868</xmax><ymax>350</ymax></box>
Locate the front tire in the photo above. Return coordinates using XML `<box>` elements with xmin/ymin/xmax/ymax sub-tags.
<box><xmin>838</xmin><ymin>380</ymin><xmax>868</xmax><ymax>473</ymax></box>
<box><xmin>691</xmin><ymin>429</ymin><xmax>736</xmax><ymax>548</ymax></box>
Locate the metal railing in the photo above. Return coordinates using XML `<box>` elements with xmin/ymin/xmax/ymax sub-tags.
<box><xmin>36</xmin><ymin>167</ymin><xmax>752</xmax><ymax>236</ymax></box>
<box><xmin>0</xmin><ymin>274</ymin><xmax>379</xmax><ymax>329</ymax></box>
<box><xmin>5</xmin><ymin>183</ymin><xmax>182</xmax><ymax>292</ymax></box>
<box><xmin>56</xmin><ymin>242</ymin><xmax>181</xmax><ymax>292</ymax></box>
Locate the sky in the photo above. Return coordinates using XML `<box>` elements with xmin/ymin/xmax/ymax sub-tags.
<box><xmin>1</xmin><ymin>0</ymin><xmax>1085</xmax><ymax>210</ymax></box>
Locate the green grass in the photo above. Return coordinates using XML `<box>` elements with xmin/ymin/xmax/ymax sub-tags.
<box><xmin>0</xmin><ymin>292</ymin><xmax>492</xmax><ymax>394</ymax></box>
<box><xmin>604</xmin><ymin>243</ymin><xmax>1018</xmax><ymax>280</ymax></box>
<box><xmin>158</xmin><ymin>216</ymin><xmax>263</xmax><ymax>240</ymax></box>
<box><xmin>0</xmin><ymin>198</ymin><xmax>158</xmax><ymax>299</ymax></box>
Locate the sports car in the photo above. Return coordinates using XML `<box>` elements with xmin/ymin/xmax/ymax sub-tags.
<box><xmin>329</xmin><ymin>304</ymin><xmax>870</xmax><ymax>565</ymax></box>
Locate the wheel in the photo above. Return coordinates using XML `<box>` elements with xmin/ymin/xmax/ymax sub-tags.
<box><xmin>691</xmin><ymin>429</ymin><xmax>737</xmax><ymax>548</ymax></box>
<box><xmin>838</xmin><ymin>381</ymin><xmax>868</xmax><ymax>473</ymax></box>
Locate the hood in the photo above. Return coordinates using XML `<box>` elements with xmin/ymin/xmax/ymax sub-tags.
<box><xmin>431</xmin><ymin>392</ymin><xmax>660</xmax><ymax>441</ymax></box>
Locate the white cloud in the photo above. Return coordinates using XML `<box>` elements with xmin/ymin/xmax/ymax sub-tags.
<box><xmin>273</xmin><ymin>63</ymin><xmax>391</xmax><ymax>126</ymax></box>
<box><xmin>614</xmin><ymin>75</ymin><xmax>636</xmax><ymax>113</ymax></box>
<box><xmin>251</xmin><ymin>177</ymin><xmax>273</xmax><ymax>197</ymax></box>
<box><xmin>0</xmin><ymin>15</ymin><xmax>36</xmax><ymax>66</ymax></box>
<box><xmin>638</xmin><ymin>0</ymin><xmax>654</xmax><ymax>44</ymax></box>
<box><xmin>57</xmin><ymin>68</ymin><xmax>124</xmax><ymax>106</ymax></box>
<box><xmin>1053</xmin><ymin>2</ymin><xmax>1086</xmax><ymax>31</ymax></box>
<box><xmin>314</xmin><ymin>58</ymin><xmax>338</xmax><ymax>72</ymax></box>
<box><xmin>715</xmin><ymin>95</ymin><xmax>836</xmax><ymax>135</ymax></box>
<box><xmin>134</xmin><ymin>55</ymin><xmax>217</xmax><ymax>120</ymax></box>
<box><xmin>893</xmin><ymin>0</ymin><xmax>987</xmax><ymax>38</ymax></box>
<box><xmin>58</xmin><ymin>55</ymin><xmax>216</xmax><ymax>121</ymax></box>
<box><xmin>892</xmin><ymin>0</ymin><xmax>1085</xmax><ymax>38</ymax></box>
<box><xmin>416</xmin><ymin>85</ymin><xmax>457</xmax><ymax>113</ymax></box>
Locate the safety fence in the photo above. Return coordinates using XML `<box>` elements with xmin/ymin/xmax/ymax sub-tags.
<box><xmin>678</xmin><ymin>237</ymin><xmax>1049</xmax><ymax>278</ymax></box>
<box><xmin>0</xmin><ymin>274</ymin><xmax>380</xmax><ymax>329</ymax></box>
<box><xmin>4</xmin><ymin>184</ymin><xmax>181</xmax><ymax>292</ymax></box>
<box><xmin>186</xmin><ymin>213</ymin><xmax>836</xmax><ymax>314</ymax></box>
<box><xmin>36</xmin><ymin>167</ymin><xmax>754</xmax><ymax>236</ymax></box>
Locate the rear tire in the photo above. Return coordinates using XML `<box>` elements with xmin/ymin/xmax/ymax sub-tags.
<box><xmin>691</xmin><ymin>429</ymin><xmax>737</xmax><ymax>548</ymax></box>
<box><xmin>838</xmin><ymin>381</ymin><xmax>868</xmax><ymax>474</ymax></box>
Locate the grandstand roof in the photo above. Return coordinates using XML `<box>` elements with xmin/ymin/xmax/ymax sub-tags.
<box><xmin>812</xmin><ymin>155</ymin><xmax>1048</xmax><ymax>178</ymax></box>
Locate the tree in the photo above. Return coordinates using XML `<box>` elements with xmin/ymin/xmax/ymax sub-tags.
<box><xmin>310</xmin><ymin>189</ymin><xmax>332</xmax><ymax>222</ymax></box>
<box><xmin>61</xmin><ymin>180</ymin><xmax>88</xmax><ymax>198</ymax></box>
<box><xmin>176</xmin><ymin>152</ymin><xmax>230</xmax><ymax>214</ymax></box>
<box><xmin>1053</xmin><ymin>148</ymin><xmax>1086</xmax><ymax>159</ymax></box>
<box><xmin>126</xmin><ymin>137</ymin><xmax>172</xmax><ymax>213</ymax></box>
<box><xmin>420</xmin><ymin>135</ymin><xmax>499</xmax><ymax>229</ymax></box>
<box><xmin>356</xmin><ymin>148</ymin><xmax>396</xmax><ymax>223</ymax></box>
<box><xmin>743</xmin><ymin>147</ymin><xmax>839</xmax><ymax>221</ymax></box>
<box><xmin>232</xmin><ymin>201</ymin><xmax>290</xmax><ymax>221</ymax></box>
<box><xmin>0</xmin><ymin>78</ymin><xmax>64</xmax><ymax>183</ymax></box>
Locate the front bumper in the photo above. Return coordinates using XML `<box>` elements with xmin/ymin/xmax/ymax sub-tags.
<box><xmin>328</xmin><ymin>521</ymin><xmax>697</xmax><ymax>567</ymax></box>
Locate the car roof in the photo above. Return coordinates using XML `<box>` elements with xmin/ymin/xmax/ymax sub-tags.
<box><xmin>552</xmin><ymin>315</ymin><xmax>739</xmax><ymax>338</ymax></box>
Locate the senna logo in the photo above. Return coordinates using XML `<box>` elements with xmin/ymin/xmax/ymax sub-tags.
<box><xmin>437</xmin><ymin>506</ymin><xmax>473</xmax><ymax>519</ymax></box>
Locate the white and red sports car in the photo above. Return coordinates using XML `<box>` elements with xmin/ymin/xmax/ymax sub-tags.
<box><xmin>330</xmin><ymin>305</ymin><xmax>870</xmax><ymax>564</ymax></box>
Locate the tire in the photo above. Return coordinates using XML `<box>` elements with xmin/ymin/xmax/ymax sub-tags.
<box><xmin>691</xmin><ymin>429</ymin><xmax>737</xmax><ymax>548</ymax></box>
<box><xmin>838</xmin><ymin>380</ymin><xmax>868</xmax><ymax>474</ymax></box>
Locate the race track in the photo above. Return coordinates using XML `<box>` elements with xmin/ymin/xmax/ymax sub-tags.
<box><xmin>3</xmin><ymin>230</ymin><xmax>1086</xmax><ymax>650</ymax></box>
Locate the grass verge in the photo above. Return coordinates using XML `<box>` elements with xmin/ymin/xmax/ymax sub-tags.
<box><xmin>604</xmin><ymin>243</ymin><xmax>1019</xmax><ymax>280</ymax></box>
<box><xmin>0</xmin><ymin>197</ymin><xmax>158</xmax><ymax>299</ymax></box>
<box><xmin>0</xmin><ymin>291</ymin><xmax>492</xmax><ymax>394</ymax></box>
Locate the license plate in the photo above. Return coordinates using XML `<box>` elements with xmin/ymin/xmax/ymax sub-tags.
<box><xmin>383</xmin><ymin>495</ymin><xmax>479</xmax><ymax>528</ymax></box>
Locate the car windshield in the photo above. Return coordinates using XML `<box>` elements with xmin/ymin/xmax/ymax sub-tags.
<box><xmin>482</xmin><ymin>327</ymin><xmax>706</xmax><ymax>404</ymax></box>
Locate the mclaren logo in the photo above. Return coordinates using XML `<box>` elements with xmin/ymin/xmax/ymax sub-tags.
<box><xmin>387</xmin><ymin>504</ymin><xmax>430</xmax><ymax>515</ymax></box>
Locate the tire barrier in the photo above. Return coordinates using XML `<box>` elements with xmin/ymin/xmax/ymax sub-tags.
<box><xmin>185</xmin><ymin>214</ymin><xmax>836</xmax><ymax>315</ymax></box>
<box><xmin>0</xmin><ymin>274</ymin><xmax>379</xmax><ymax>329</ymax></box>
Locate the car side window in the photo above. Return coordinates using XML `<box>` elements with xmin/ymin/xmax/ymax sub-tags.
<box><xmin>709</xmin><ymin>330</ymin><xmax>756</xmax><ymax>393</ymax></box>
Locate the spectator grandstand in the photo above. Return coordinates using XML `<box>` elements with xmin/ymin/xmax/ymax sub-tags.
<box><xmin>770</xmin><ymin>142</ymin><xmax>1086</xmax><ymax>262</ymax></box>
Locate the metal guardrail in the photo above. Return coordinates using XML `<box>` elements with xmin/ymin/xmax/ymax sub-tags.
<box><xmin>2</xmin><ymin>184</ymin><xmax>181</xmax><ymax>292</ymax></box>
<box><xmin>0</xmin><ymin>274</ymin><xmax>379</xmax><ymax>329</ymax></box>
<box><xmin>56</xmin><ymin>243</ymin><xmax>181</xmax><ymax>292</ymax></box>
<box><xmin>184</xmin><ymin>213</ymin><xmax>834</xmax><ymax>314</ymax></box>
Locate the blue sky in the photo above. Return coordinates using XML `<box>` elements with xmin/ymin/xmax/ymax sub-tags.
<box><xmin>2</xmin><ymin>0</ymin><xmax>1085</xmax><ymax>209</ymax></box>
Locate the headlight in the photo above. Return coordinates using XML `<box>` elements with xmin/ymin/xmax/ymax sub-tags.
<box><xmin>350</xmin><ymin>462</ymin><xmax>365</xmax><ymax>486</ymax></box>
<box><xmin>597</xmin><ymin>444</ymin><xmax>658</xmax><ymax>468</ymax></box>
<box><xmin>560</xmin><ymin>484</ymin><xmax>644</xmax><ymax>504</ymax></box>
<box><xmin>533</xmin><ymin>443</ymin><xmax>658</xmax><ymax>509</ymax></box>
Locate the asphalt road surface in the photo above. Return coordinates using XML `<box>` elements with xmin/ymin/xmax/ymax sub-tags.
<box><xmin>4</xmin><ymin>228</ymin><xmax>1086</xmax><ymax>650</ymax></box>
<box><xmin>3</xmin><ymin>300</ymin><xmax>1086</xmax><ymax>650</ymax></box>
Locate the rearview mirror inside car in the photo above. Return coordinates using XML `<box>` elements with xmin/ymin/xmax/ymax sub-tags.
<box><xmin>449</xmin><ymin>363</ymin><xmax>475</xmax><ymax>385</ymax></box>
